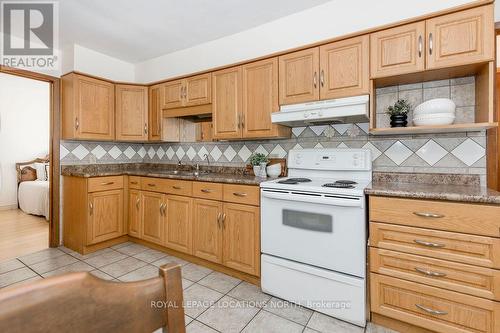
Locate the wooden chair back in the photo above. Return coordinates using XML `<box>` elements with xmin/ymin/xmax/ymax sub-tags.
<box><xmin>0</xmin><ymin>264</ymin><xmax>185</xmax><ymax>333</ymax></box>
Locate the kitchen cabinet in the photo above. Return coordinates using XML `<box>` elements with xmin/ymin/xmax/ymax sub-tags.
<box><xmin>193</xmin><ymin>199</ymin><xmax>223</xmax><ymax>263</ymax></box>
<box><xmin>320</xmin><ymin>35</ymin><xmax>370</xmax><ymax>99</ymax></box>
<box><xmin>196</xmin><ymin>121</ymin><xmax>214</xmax><ymax>142</ymax></box>
<box><xmin>162</xmin><ymin>73</ymin><xmax>211</xmax><ymax>109</ymax></box>
<box><xmin>212</xmin><ymin>66</ymin><xmax>243</xmax><ymax>139</ymax></box>
<box><xmin>148</xmin><ymin>84</ymin><xmax>163</xmax><ymax>141</ymax></box>
<box><xmin>87</xmin><ymin>189</ymin><xmax>124</xmax><ymax>245</ymax></box>
<box><xmin>164</xmin><ymin>195</ymin><xmax>193</xmax><ymax>254</ymax></box>
<box><xmin>61</xmin><ymin>73</ymin><xmax>115</xmax><ymax>141</ymax></box>
<box><xmin>115</xmin><ymin>85</ymin><xmax>148</xmax><ymax>141</ymax></box>
<box><xmin>128</xmin><ymin>189</ymin><xmax>141</xmax><ymax>238</ymax></box>
<box><xmin>141</xmin><ymin>191</ymin><xmax>165</xmax><ymax>245</ymax></box>
<box><xmin>222</xmin><ymin>203</ymin><xmax>260</xmax><ymax>276</ymax></box>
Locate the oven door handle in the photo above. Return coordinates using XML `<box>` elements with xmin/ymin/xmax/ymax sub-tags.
<box><xmin>261</xmin><ymin>190</ymin><xmax>363</xmax><ymax>207</ymax></box>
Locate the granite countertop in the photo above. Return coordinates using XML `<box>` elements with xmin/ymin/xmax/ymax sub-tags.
<box><xmin>365</xmin><ymin>172</ymin><xmax>500</xmax><ymax>205</ymax></box>
<box><xmin>61</xmin><ymin>163</ymin><xmax>267</xmax><ymax>186</ymax></box>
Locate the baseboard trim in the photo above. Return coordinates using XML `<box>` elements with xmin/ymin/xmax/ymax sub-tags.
<box><xmin>0</xmin><ymin>204</ymin><xmax>18</xmax><ymax>211</ymax></box>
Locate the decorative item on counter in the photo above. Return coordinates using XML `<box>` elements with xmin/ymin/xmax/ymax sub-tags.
<box><xmin>413</xmin><ymin>98</ymin><xmax>456</xmax><ymax>126</ymax></box>
<box><xmin>386</xmin><ymin>99</ymin><xmax>411</xmax><ymax>128</ymax></box>
<box><xmin>268</xmin><ymin>158</ymin><xmax>287</xmax><ymax>177</ymax></box>
<box><xmin>266</xmin><ymin>163</ymin><xmax>281</xmax><ymax>178</ymax></box>
<box><xmin>250</xmin><ymin>153</ymin><xmax>268</xmax><ymax>178</ymax></box>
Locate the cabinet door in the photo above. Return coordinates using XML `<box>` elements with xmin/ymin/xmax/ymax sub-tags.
<box><xmin>320</xmin><ymin>35</ymin><xmax>370</xmax><ymax>99</ymax></box>
<box><xmin>370</xmin><ymin>22</ymin><xmax>425</xmax><ymax>78</ymax></box>
<box><xmin>141</xmin><ymin>191</ymin><xmax>165</xmax><ymax>245</ymax></box>
<box><xmin>87</xmin><ymin>189</ymin><xmax>123</xmax><ymax>245</ymax></box>
<box><xmin>426</xmin><ymin>5</ymin><xmax>494</xmax><ymax>70</ymax></box>
<box><xmin>278</xmin><ymin>47</ymin><xmax>319</xmax><ymax>105</ymax></box>
<box><xmin>242</xmin><ymin>58</ymin><xmax>280</xmax><ymax>138</ymax></box>
<box><xmin>148</xmin><ymin>85</ymin><xmax>162</xmax><ymax>141</ymax></box>
<box><xmin>162</xmin><ymin>80</ymin><xmax>184</xmax><ymax>109</ymax></box>
<box><xmin>222</xmin><ymin>203</ymin><xmax>260</xmax><ymax>276</ymax></box>
<box><xmin>165</xmin><ymin>195</ymin><xmax>193</xmax><ymax>254</ymax></box>
<box><xmin>197</xmin><ymin>121</ymin><xmax>213</xmax><ymax>142</ymax></box>
<box><xmin>193</xmin><ymin>199</ymin><xmax>223</xmax><ymax>263</ymax></box>
<box><xmin>115</xmin><ymin>85</ymin><xmax>148</xmax><ymax>141</ymax></box>
<box><xmin>75</xmin><ymin>75</ymin><xmax>115</xmax><ymax>140</ymax></box>
<box><xmin>185</xmin><ymin>73</ymin><xmax>211</xmax><ymax>106</ymax></box>
<box><xmin>128</xmin><ymin>190</ymin><xmax>142</xmax><ymax>238</ymax></box>
<box><xmin>212</xmin><ymin>67</ymin><xmax>243</xmax><ymax>139</ymax></box>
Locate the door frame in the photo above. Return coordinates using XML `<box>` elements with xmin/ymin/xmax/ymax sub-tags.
<box><xmin>0</xmin><ymin>65</ymin><xmax>60</xmax><ymax>247</ymax></box>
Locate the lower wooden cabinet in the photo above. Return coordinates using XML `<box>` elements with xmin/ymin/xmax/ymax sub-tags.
<box><xmin>141</xmin><ymin>191</ymin><xmax>165</xmax><ymax>245</ymax></box>
<box><xmin>87</xmin><ymin>189</ymin><xmax>124</xmax><ymax>245</ymax></box>
<box><xmin>164</xmin><ymin>195</ymin><xmax>193</xmax><ymax>254</ymax></box>
<box><xmin>193</xmin><ymin>199</ymin><xmax>223</xmax><ymax>263</ymax></box>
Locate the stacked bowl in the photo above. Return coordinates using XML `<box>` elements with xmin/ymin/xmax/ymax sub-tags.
<box><xmin>413</xmin><ymin>98</ymin><xmax>456</xmax><ymax>126</ymax></box>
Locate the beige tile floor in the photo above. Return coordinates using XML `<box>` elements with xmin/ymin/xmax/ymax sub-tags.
<box><xmin>0</xmin><ymin>242</ymin><xmax>397</xmax><ymax>333</ymax></box>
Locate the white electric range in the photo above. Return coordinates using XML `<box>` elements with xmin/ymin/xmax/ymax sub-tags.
<box><xmin>260</xmin><ymin>148</ymin><xmax>372</xmax><ymax>327</ymax></box>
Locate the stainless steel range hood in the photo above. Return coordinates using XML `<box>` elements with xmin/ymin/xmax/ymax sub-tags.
<box><xmin>272</xmin><ymin>95</ymin><xmax>369</xmax><ymax>127</ymax></box>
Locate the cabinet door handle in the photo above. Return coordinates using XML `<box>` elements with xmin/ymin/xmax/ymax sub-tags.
<box><xmin>418</xmin><ymin>35</ymin><xmax>423</xmax><ymax>58</ymax></box>
<box><xmin>201</xmin><ymin>189</ymin><xmax>213</xmax><ymax>193</ymax></box>
<box><xmin>162</xmin><ymin>203</ymin><xmax>167</xmax><ymax>215</ymax></box>
<box><xmin>172</xmin><ymin>186</ymin><xmax>182</xmax><ymax>190</ymax></box>
<box><xmin>130</xmin><ymin>181</ymin><xmax>138</xmax><ymax>185</ymax></box>
<box><xmin>413</xmin><ymin>211</ymin><xmax>444</xmax><ymax>218</ymax></box>
<box><xmin>415</xmin><ymin>267</ymin><xmax>447</xmax><ymax>277</ymax></box>
<box><xmin>101</xmin><ymin>181</ymin><xmax>114</xmax><ymax>185</ymax></box>
<box><xmin>415</xmin><ymin>304</ymin><xmax>447</xmax><ymax>316</ymax></box>
<box><xmin>75</xmin><ymin>117</ymin><xmax>79</xmax><ymax>130</ymax></box>
<box><xmin>148</xmin><ymin>183</ymin><xmax>156</xmax><ymax>187</ymax></box>
<box><xmin>414</xmin><ymin>239</ymin><xmax>445</xmax><ymax>248</ymax></box>
<box><xmin>222</xmin><ymin>213</ymin><xmax>226</xmax><ymax>228</ymax></box>
<box><xmin>144</xmin><ymin>123</ymin><xmax>148</xmax><ymax>135</ymax></box>
<box><xmin>429</xmin><ymin>33</ymin><xmax>433</xmax><ymax>55</ymax></box>
<box><xmin>217</xmin><ymin>212</ymin><xmax>222</xmax><ymax>228</ymax></box>
<box><xmin>159</xmin><ymin>203</ymin><xmax>165</xmax><ymax>216</ymax></box>
<box><xmin>320</xmin><ymin>70</ymin><xmax>325</xmax><ymax>87</ymax></box>
<box><xmin>313</xmin><ymin>72</ymin><xmax>317</xmax><ymax>88</ymax></box>
<box><xmin>237</xmin><ymin>114</ymin><xmax>241</xmax><ymax>129</ymax></box>
<box><xmin>233</xmin><ymin>192</ymin><xmax>247</xmax><ymax>197</ymax></box>
<box><xmin>241</xmin><ymin>113</ymin><xmax>245</xmax><ymax>129</ymax></box>
<box><xmin>136</xmin><ymin>198</ymin><xmax>140</xmax><ymax>209</ymax></box>
<box><xmin>89</xmin><ymin>202</ymin><xmax>93</xmax><ymax>215</ymax></box>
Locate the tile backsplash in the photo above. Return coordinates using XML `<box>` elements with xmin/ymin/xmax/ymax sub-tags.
<box><xmin>60</xmin><ymin>76</ymin><xmax>486</xmax><ymax>185</ymax></box>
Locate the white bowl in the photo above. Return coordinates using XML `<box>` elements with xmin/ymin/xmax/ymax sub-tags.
<box><xmin>266</xmin><ymin>163</ymin><xmax>281</xmax><ymax>178</ymax></box>
<box><xmin>414</xmin><ymin>98</ymin><xmax>456</xmax><ymax>116</ymax></box>
<box><xmin>413</xmin><ymin>113</ymin><xmax>455</xmax><ymax>126</ymax></box>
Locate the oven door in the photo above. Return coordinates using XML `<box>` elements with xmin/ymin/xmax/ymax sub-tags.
<box><xmin>260</xmin><ymin>188</ymin><xmax>366</xmax><ymax>277</ymax></box>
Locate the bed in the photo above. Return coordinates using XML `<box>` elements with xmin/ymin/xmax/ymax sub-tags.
<box><xmin>16</xmin><ymin>157</ymin><xmax>50</xmax><ymax>221</ymax></box>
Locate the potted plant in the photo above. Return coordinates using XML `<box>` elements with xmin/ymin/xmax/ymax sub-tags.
<box><xmin>249</xmin><ymin>153</ymin><xmax>268</xmax><ymax>178</ymax></box>
<box><xmin>386</xmin><ymin>99</ymin><xmax>411</xmax><ymax>128</ymax></box>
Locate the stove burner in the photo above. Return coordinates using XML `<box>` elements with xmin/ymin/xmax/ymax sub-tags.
<box><xmin>322</xmin><ymin>180</ymin><xmax>358</xmax><ymax>189</ymax></box>
<box><xmin>277</xmin><ymin>178</ymin><xmax>312</xmax><ymax>185</ymax></box>
<box><xmin>335</xmin><ymin>180</ymin><xmax>358</xmax><ymax>185</ymax></box>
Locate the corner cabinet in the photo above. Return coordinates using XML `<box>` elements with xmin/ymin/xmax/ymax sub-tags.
<box><xmin>115</xmin><ymin>85</ymin><xmax>148</xmax><ymax>141</ymax></box>
<box><xmin>61</xmin><ymin>73</ymin><xmax>115</xmax><ymax>141</ymax></box>
<box><xmin>162</xmin><ymin>73</ymin><xmax>211</xmax><ymax>109</ymax></box>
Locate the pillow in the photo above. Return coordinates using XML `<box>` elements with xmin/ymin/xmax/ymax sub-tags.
<box><xmin>34</xmin><ymin>162</ymin><xmax>48</xmax><ymax>181</ymax></box>
<box><xmin>45</xmin><ymin>163</ymin><xmax>50</xmax><ymax>182</ymax></box>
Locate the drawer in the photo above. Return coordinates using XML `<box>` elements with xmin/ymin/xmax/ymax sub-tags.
<box><xmin>128</xmin><ymin>176</ymin><xmax>141</xmax><ymax>189</ymax></box>
<box><xmin>141</xmin><ymin>177</ymin><xmax>171</xmax><ymax>193</ymax></box>
<box><xmin>369</xmin><ymin>196</ymin><xmax>500</xmax><ymax>238</ymax></box>
<box><xmin>223</xmin><ymin>184</ymin><xmax>259</xmax><ymax>206</ymax></box>
<box><xmin>192</xmin><ymin>181</ymin><xmax>223</xmax><ymax>201</ymax></box>
<box><xmin>371</xmin><ymin>273</ymin><xmax>500</xmax><ymax>333</ymax></box>
<box><xmin>87</xmin><ymin>176</ymin><xmax>124</xmax><ymax>192</ymax></box>
<box><xmin>370</xmin><ymin>222</ymin><xmax>500</xmax><ymax>269</ymax></box>
<box><xmin>370</xmin><ymin>247</ymin><xmax>500</xmax><ymax>300</ymax></box>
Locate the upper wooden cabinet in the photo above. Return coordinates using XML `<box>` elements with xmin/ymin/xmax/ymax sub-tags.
<box><xmin>162</xmin><ymin>73</ymin><xmax>211</xmax><ymax>109</ymax></box>
<box><xmin>212</xmin><ymin>66</ymin><xmax>243</xmax><ymax>139</ymax></box>
<box><xmin>279</xmin><ymin>48</ymin><xmax>320</xmax><ymax>105</ymax></box>
<box><xmin>62</xmin><ymin>73</ymin><xmax>115</xmax><ymax>141</ymax></box>
<box><xmin>115</xmin><ymin>85</ymin><xmax>148</xmax><ymax>141</ymax></box>
<box><xmin>148</xmin><ymin>84</ymin><xmax>162</xmax><ymax>141</ymax></box>
<box><xmin>370</xmin><ymin>22</ymin><xmax>426</xmax><ymax>78</ymax></box>
<box><xmin>320</xmin><ymin>35</ymin><xmax>370</xmax><ymax>99</ymax></box>
<box><xmin>426</xmin><ymin>5</ymin><xmax>494</xmax><ymax>70</ymax></box>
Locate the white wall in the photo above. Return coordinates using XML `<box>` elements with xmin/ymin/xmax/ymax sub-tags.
<box><xmin>135</xmin><ymin>0</ymin><xmax>475</xmax><ymax>82</ymax></box>
<box><xmin>0</xmin><ymin>73</ymin><xmax>50</xmax><ymax>208</ymax></box>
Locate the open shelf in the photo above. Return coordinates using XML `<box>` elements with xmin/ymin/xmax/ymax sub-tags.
<box><xmin>369</xmin><ymin>122</ymin><xmax>497</xmax><ymax>136</ymax></box>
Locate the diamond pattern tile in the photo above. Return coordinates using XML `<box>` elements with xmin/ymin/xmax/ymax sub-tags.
<box><xmin>254</xmin><ymin>145</ymin><xmax>268</xmax><ymax>156</ymax></box>
<box><xmin>147</xmin><ymin>147</ymin><xmax>156</xmax><ymax>159</ymax></box>
<box><xmin>156</xmin><ymin>146</ymin><xmax>165</xmax><ymax>159</ymax></box>
<box><xmin>186</xmin><ymin>147</ymin><xmax>196</xmax><ymax>161</ymax></box>
<box><xmin>176</xmin><ymin>146</ymin><xmax>185</xmax><ymax>160</ymax></box>
<box><xmin>309</xmin><ymin>125</ymin><xmax>327</xmax><ymax>136</ymax></box>
<box><xmin>108</xmin><ymin>146</ymin><xmax>122</xmax><ymax>159</ymax></box>
<box><xmin>137</xmin><ymin>147</ymin><xmax>146</xmax><ymax>158</ymax></box>
<box><xmin>72</xmin><ymin>145</ymin><xmax>90</xmax><ymax>160</ymax></box>
<box><xmin>314</xmin><ymin>142</ymin><xmax>324</xmax><ymax>148</ymax></box>
<box><xmin>337</xmin><ymin>142</ymin><xmax>348</xmax><ymax>148</ymax></box>
<box><xmin>270</xmin><ymin>145</ymin><xmax>287</xmax><ymax>158</ymax></box>
<box><xmin>292</xmin><ymin>127</ymin><xmax>306</xmax><ymax>137</ymax></box>
<box><xmin>210</xmin><ymin>146</ymin><xmax>222</xmax><ymax>161</ymax></box>
<box><xmin>238</xmin><ymin>146</ymin><xmax>252</xmax><ymax>162</ymax></box>
<box><xmin>333</xmin><ymin>124</ymin><xmax>351</xmax><ymax>135</ymax></box>
<box><xmin>385</xmin><ymin>141</ymin><xmax>412</xmax><ymax>165</ymax></box>
<box><xmin>166</xmin><ymin>147</ymin><xmax>175</xmax><ymax>160</ymax></box>
<box><xmin>362</xmin><ymin>142</ymin><xmax>382</xmax><ymax>161</ymax></box>
<box><xmin>416</xmin><ymin>140</ymin><xmax>447</xmax><ymax>166</ymax></box>
<box><xmin>451</xmin><ymin>138</ymin><xmax>485</xmax><ymax>166</ymax></box>
<box><xmin>91</xmin><ymin>145</ymin><xmax>106</xmax><ymax>159</ymax></box>
<box><xmin>197</xmin><ymin>146</ymin><xmax>209</xmax><ymax>160</ymax></box>
<box><xmin>60</xmin><ymin>145</ymin><xmax>70</xmax><ymax>159</ymax></box>
<box><xmin>223</xmin><ymin>146</ymin><xmax>237</xmax><ymax>161</ymax></box>
<box><xmin>123</xmin><ymin>146</ymin><xmax>136</xmax><ymax>159</ymax></box>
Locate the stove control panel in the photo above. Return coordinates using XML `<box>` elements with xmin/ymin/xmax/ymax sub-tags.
<box><xmin>289</xmin><ymin>149</ymin><xmax>371</xmax><ymax>171</ymax></box>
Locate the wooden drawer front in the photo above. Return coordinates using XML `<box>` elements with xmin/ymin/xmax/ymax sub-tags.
<box><xmin>192</xmin><ymin>182</ymin><xmax>223</xmax><ymax>201</ymax></box>
<box><xmin>88</xmin><ymin>176</ymin><xmax>124</xmax><ymax>192</ymax></box>
<box><xmin>164</xmin><ymin>179</ymin><xmax>192</xmax><ymax>196</ymax></box>
<box><xmin>370</xmin><ymin>248</ymin><xmax>500</xmax><ymax>300</ymax></box>
<box><xmin>128</xmin><ymin>176</ymin><xmax>141</xmax><ymax>189</ymax></box>
<box><xmin>370</xmin><ymin>196</ymin><xmax>500</xmax><ymax>238</ymax></box>
<box><xmin>370</xmin><ymin>223</ymin><xmax>500</xmax><ymax>269</ymax></box>
<box><xmin>141</xmin><ymin>177</ymin><xmax>171</xmax><ymax>193</ymax></box>
<box><xmin>223</xmin><ymin>184</ymin><xmax>259</xmax><ymax>206</ymax></box>
<box><xmin>371</xmin><ymin>274</ymin><xmax>500</xmax><ymax>333</ymax></box>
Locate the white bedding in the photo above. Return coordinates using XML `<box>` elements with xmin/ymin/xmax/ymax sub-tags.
<box><xmin>18</xmin><ymin>180</ymin><xmax>49</xmax><ymax>220</ymax></box>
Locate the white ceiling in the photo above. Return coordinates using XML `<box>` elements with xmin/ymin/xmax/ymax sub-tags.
<box><xmin>59</xmin><ymin>0</ymin><xmax>332</xmax><ymax>63</ymax></box>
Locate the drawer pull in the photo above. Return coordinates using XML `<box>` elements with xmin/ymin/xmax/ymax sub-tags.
<box><xmin>413</xmin><ymin>212</ymin><xmax>444</xmax><ymax>218</ymax></box>
<box><xmin>101</xmin><ymin>181</ymin><xmax>114</xmax><ymax>185</ymax></box>
<box><xmin>201</xmin><ymin>189</ymin><xmax>213</xmax><ymax>193</ymax></box>
<box><xmin>130</xmin><ymin>181</ymin><xmax>138</xmax><ymax>185</ymax></box>
<box><xmin>414</xmin><ymin>239</ymin><xmax>446</xmax><ymax>248</ymax></box>
<box><xmin>415</xmin><ymin>304</ymin><xmax>447</xmax><ymax>316</ymax></box>
<box><xmin>148</xmin><ymin>183</ymin><xmax>156</xmax><ymax>187</ymax></box>
<box><xmin>415</xmin><ymin>267</ymin><xmax>447</xmax><ymax>277</ymax></box>
<box><xmin>233</xmin><ymin>192</ymin><xmax>247</xmax><ymax>197</ymax></box>
<box><xmin>172</xmin><ymin>186</ymin><xmax>182</xmax><ymax>190</ymax></box>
